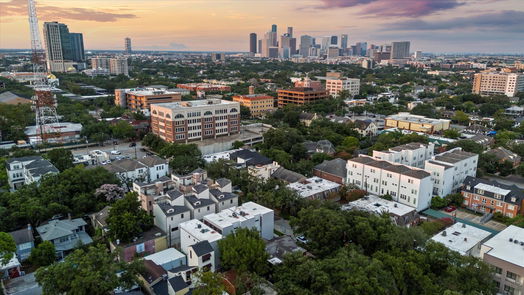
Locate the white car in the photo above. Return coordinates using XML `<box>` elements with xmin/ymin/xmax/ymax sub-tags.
<box><xmin>110</xmin><ymin>150</ymin><xmax>121</xmax><ymax>155</ymax></box>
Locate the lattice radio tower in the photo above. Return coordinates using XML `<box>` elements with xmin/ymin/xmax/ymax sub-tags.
<box><xmin>28</xmin><ymin>0</ymin><xmax>60</xmax><ymax>143</ymax></box>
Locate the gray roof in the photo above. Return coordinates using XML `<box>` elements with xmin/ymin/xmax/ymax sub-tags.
<box><xmin>25</xmin><ymin>159</ymin><xmax>59</xmax><ymax>177</ymax></box>
<box><xmin>36</xmin><ymin>218</ymin><xmax>88</xmax><ymax>241</ymax></box>
<box><xmin>313</xmin><ymin>158</ymin><xmax>347</xmax><ymax>179</ymax></box>
<box><xmin>6</xmin><ymin>156</ymin><xmax>42</xmax><ymax>165</ymax></box>
<box><xmin>157</xmin><ymin>203</ymin><xmax>189</xmax><ymax>217</ymax></box>
<box><xmin>486</xmin><ymin>147</ymin><xmax>521</xmax><ymax>162</ymax></box>
<box><xmin>209</xmin><ymin>189</ymin><xmax>238</xmax><ymax>201</ymax></box>
<box><xmin>138</xmin><ymin>155</ymin><xmax>168</xmax><ymax>167</ymax></box>
<box><xmin>215</xmin><ymin>178</ymin><xmax>231</xmax><ymax>188</ymax></box>
<box><xmin>104</xmin><ymin>159</ymin><xmax>147</xmax><ymax>173</ymax></box>
<box><xmin>0</xmin><ymin>91</ymin><xmax>31</xmax><ymax>104</ymax></box>
<box><xmin>271</xmin><ymin>167</ymin><xmax>306</xmax><ymax>183</ymax></box>
<box><xmin>185</xmin><ymin>195</ymin><xmax>215</xmax><ymax>209</ymax></box>
<box><xmin>434</xmin><ymin>149</ymin><xmax>477</xmax><ymax>164</ymax></box>
<box><xmin>168</xmin><ymin>276</ymin><xmax>188</xmax><ymax>292</ymax></box>
<box><xmin>265</xmin><ymin>235</ymin><xmax>305</xmax><ymax>261</ymax></box>
<box><xmin>9</xmin><ymin>227</ymin><xmax>34</xmax><ymax>245</ymax></box>
<box><xmin>193</xmin><ymin>184</ymin><xmax>209</xmax><ymax>194</ymax></box>
<box><xmin>90</xmin><ymin>206</ymin><xmax>111</xmax><ymax>227</ymax></box>
<box><xmin>166</xmin><ymin>189</ymin><xmax>184</xmax><ymax>200</ymax></box>
<box><xmin>389</xmin><ymin>142</ymin><xmax>428</xmax><ymax>152</ymax></box>
<box><xmin>303</xmin><ymin>140</ymin><xmax>336</xmax><ymax>154</ymax></box>
<box><xmin>348</xmin><ymin>156</ymin><xmax>431</xmax><ymax>179</ymax></box>
<box><xmin>190</xmin><ymin>240</ymin><xmax>213</xmax><ymax>256</ymax></box>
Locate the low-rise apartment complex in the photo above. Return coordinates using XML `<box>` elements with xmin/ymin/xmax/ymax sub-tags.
<box><xmin>114</xmin><ymin>88</ymin><xmax>182</xmax><ymax>116</ymax></box>
<box><xmin>473</xmin><ymin>72</ymin><xmax>524</xmax><ymax>97</ymax></box>
<box><xmin>373</xmin><ymin>142</ymin><xmax>435</xmax><ymax>168</ymax></box>
<box><xmin>346</xmin><ymin>156</ymin><xmax>433</xmax><ymax>211</ymax></box>
<box><xmin>150</xmin><ymin>99</ymin><xmax>240</xmax><ymax>143</ymax></box>
<box><xmin>462</xmin><ymin>176</ymin><xmax>524</xmax><ymax>218</ymax></box>
<box><xmin>277</xmin><ymin>87</ymin><xmax>329</xmax><ymax>108</ymax></box>
<box><xmin>232</xmin><ymin>94</ymin><xmax>275</xmax><ymax>118</ymax></box>
<box><xmin>424</xmin><ymin>148</ymin><xmax>478</xmax><ymax>197</ymax></box>
<box><xmin>385</xmin><ymin>112</ymin><xmax>451</xmax><ymax>134</ymax></box>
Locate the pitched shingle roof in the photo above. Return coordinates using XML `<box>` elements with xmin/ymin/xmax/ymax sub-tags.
<box><xmin>314</xmin><ymin>158</ymin><xmax>347</xmax><ymax>179</ymax></box>
<box><xmin>190</xmin><ymin>240</ymin><xmax>213</xmax><ymax>256</ymax></box>
<box><xmin>9</xmin><ymin>227</ymin><xmax>34</xmax><ymax>245</ymax></box>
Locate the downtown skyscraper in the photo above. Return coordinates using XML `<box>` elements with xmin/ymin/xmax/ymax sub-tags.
<box><xmin>125</xmin><ymin>37</ymin><xmax>132</xmax><ymax>54</ymax></box>
<box><xmin>249</xmin><ymin>33</ymin><xmax>257</xmax><ymax>54</ymax></box>
<box><xmin>391</xmin><ymin>41</ymin><xmax>411</xmax><ymax>59</ymax></box>
<box><xmin>43</xmin><ymin>22</ymin><xmax>85</xmax><ymax>72</ymax></box>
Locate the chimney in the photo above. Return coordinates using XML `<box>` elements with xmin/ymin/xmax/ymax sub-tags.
<box><xmin>248</xmin><ymin>86</ymin><xmax>255</xmax><ymax>95</ymax></box>
<box><xmin>442</xmin><ymin>231</ymin><xmax>447</xmax><ymax>236</ymax></box>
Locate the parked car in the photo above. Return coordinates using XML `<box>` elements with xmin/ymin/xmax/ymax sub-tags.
<box><xmin>444</xmin><ymin>206</ymin><xmax>457</xmax><ymax>213</ymax></box>
<box><xmin>296</xmin><ymin>235</ymin><xmax>309</xmax><ymax>244</ymax></box>
<box><xmin>110</xmin><ymin>150</ymin><xmax>121</xmax><ymax>155</ymax></box>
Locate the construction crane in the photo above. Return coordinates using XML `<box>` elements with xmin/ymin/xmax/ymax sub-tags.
<box><xmin>27</xmin><ymin>0</ymin><xmax>60</xmax><ymax>144</ymax></box>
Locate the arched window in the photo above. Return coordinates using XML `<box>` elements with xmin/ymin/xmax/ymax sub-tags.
<box><xmin>175</xmin><ymin>114</ymin><xmax>184</xmax><ymax>119</ymax></box>
<box><xmin>152</xmin><ymin>110</ymin><xmax>157</xmax><ymax>115</ymax></box>
<box><xmin>166</xmin><ymin>114</ymin><xmax>171</xmax><ymax>119</ymax></box>
<box><xmin>230</xmin><ymin>108</ymin><xmax>238</xmax><ymax>113</ymax></box>
<box><xmin>204</xmin><ymin>111</ymin><xmax>213</xmax><ymax>116</ymax></box>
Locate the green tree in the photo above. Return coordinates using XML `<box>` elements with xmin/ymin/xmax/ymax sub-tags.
<box><xmin>411</xmin><ymin>103</ymin><xmax>437</xmax><ymax>118</ymax></box>
<box><xmin>443</xmin><ymin>129</ymin><xmax>461</xmax><ymax>139</ymax></box>
<box><xmin>218</xmin><ymin>228</ymin><xmax>269</xmax><ymax>275</ymax></box>
<box><xmin>0</xmin><ymin>232</ymin><xmax>16</xmax><ymax>264</ymax></box>
<box><xmin>431</xmin><ymin>196</ymin><xmax>449</xmax><ymax>209</ymax></box>
<box><xmin>111</xmin><ymin>121</ymin><xmax>135</xmax><ymax>140</ymax></box>
<box><xmin>240</xmin><ymin>105</ymin><xmax>251</xmax><ymax>119</ymax></box>
<box><xmin>45</xmin><ymin>148</ymin><xmax>74</xmax><ymax>171</ymax></box>
<box><xmin>232</xmin><ymin>141</ymin><xmax>244</xmax><ymax>149</ymax></box>
<box><xmin>192</xmin><ymin>271</ymin><xmax>226</xmax><ymax>295</ymax></box>
<box><xmin>451</xmin><ymin>111</ymin><xmax>470</xmax><ymax>125</ymax></box>
<box><xmin>35</xmin><ymin>244</ymin><xmax>141</xmax><ymax>295</ymax></box>
<box><xmin>29</xmin><ymin>241</ymin><xmax>56</xmax><ymax>267</ymax></box>
<box><xmin>106</xmin><ymin>192</ymin><xmax>153</xmax><ymax>243</ymax></box>
<box><xmin>447</xmin><ymin>140</ymin><xmax>485</xmax><ymax>154</ymax></box>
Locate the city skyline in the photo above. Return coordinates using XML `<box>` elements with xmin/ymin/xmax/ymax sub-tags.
<box><xmin>1</xmin><ymin>0</ymin><xmax>523</xmax><ymax>53</ymax></box>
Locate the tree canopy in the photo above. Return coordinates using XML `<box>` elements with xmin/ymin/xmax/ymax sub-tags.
<box><xmin>218</xmin><ymin>228</ymin><xmax>269</xmax><ymax>275</ymax></box>
<box><xmin>106</xmin><ymin>192</ymin><xmax>153</xmax><ymax>243</ymax></box>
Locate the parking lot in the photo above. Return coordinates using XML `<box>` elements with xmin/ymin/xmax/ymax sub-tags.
<box><xmin>70</xmin><ymin>140</ymin><xmax>149</xmax><ymax>162</ymax></box>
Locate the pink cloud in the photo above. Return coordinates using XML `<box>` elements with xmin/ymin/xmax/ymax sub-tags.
<box><xmin>1</xmin><ymin>0</ymin><xmax>136</xmax><ymax>22</ymax></box>
<box><xmin>320</xmin><ymin>0</ymin><xmax>464</xmax><ymax>17</ymax></box>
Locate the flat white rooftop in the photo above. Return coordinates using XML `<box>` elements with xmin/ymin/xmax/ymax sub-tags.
<box><xmin>387</xmin><ymin>112</ymin><xmax>450</xmax><ymax>125</ymax></box>
<box><xmin>25</xmin><ymin>122</ymin><xmax>83</xmax><ymax>135</ymax></box>
<box><xmin>180</xmin><ymin>219</ymin><xmax>222</xmax><ymax>243</ymax></box>
<box><xmin>287</xmin><ymin>177</ymin><xmax>340</xmax><ymax>198</ymax></box>
<box><xmin>125</xmin><ymin>88</ymin><xmax>180</xmax><ymax>96</ymax></box>
<box><xmin>232</xmin><ymin>201</ymin><xmax>273</xmax><ymax>216</ymax></box>
<box><xmin>431</xmin><ymin>222</ymin><xmax>492</xmax><ymax>255</ymax></box>
<box><xmin>482</xmin><ymin>225</ymin><xmax>524</xmax><ymax>267</ymax></box>
<box><xmin>144</xmin><ymin>248</ymin><xmax>185</xmax><ymax>265</ymax></box>
<box><xmin>342</xmin><ymin>195</ymin><xmax>415</xmax><ymax>216</ymax></box>
<box><xmin>202</xmin><ymin>149</ymin><xmax>241</xmax><ymax>161</ymax></box>
<box><xmin>474</xmin><ymin>183</ymin><xmax>511</xmax><ymax>196</ymax></box>
<box><xmin>204</xmin><ymin>210</ymin><xmax>247</xmax><ymax>229</ymax></box>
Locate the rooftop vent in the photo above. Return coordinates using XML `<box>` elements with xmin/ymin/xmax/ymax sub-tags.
<box><xmin>442</xmin><ymin>231</ymin><xmax>447</xmax><ymax>237</ymax></box>
<box><xmin>462</xmin><ymin>223</ymin><xmax>466</xmax><ymax>228</ymax></box>
<box><xmin>514</xmin><ymin>240</ymin><xmax>519</xmax><ymax>244</ymax></box>
<box><xmin>510</xmin><ymin>238</ymin><xmax>513</xmax><ymax>242</ymax></box>
<box><xmin>197</xmin><ymin>224</ymin><xmax>202</xmax><ymax>229</ymax></box>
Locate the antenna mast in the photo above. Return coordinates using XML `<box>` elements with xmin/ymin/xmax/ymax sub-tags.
<box><xmin>27</xmin><ymin>0</ymin><xmax>60</xmax><ymax>144</ymax></box>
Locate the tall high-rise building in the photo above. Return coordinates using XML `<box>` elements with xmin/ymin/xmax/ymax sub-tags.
<box><xmin>287</xmin><ymin>27</ymin><xmax>293</xmax><ymax>37</ymax></box>
<box><xmin>271</xmin><ymin>24</ymin><xmax>277</xmax><ymax>33</ymax></box>
<box><xmin>43</xmin><ymin>22</ymin><xmax>85</xmax><ymax>72</ymax></box>
<box><xmin>340</xmin><ymin>34</ymin><xmax>348</xmax><ymax>49</ymax></box>
<box><xmin>249</xmin><ymin>33</ymin><xmax>257</xmax><ymax>54</ymax></box>
<box><xmin>69</xmin><ymin>33</ymin><xmax>85</xmax><ymax>62</ymax></box>
<box><xmin>391</xmin><ymin>41</ymin><xmax>411</xmax><ymax>59</ymax></box>
<box><xmin>299</xmin><ymin>35</ymin><xmax>314</xmax><ymax>57</ymax></box>
<box><xmin>125</xmin><ymin>37</ymin><xmax>132</xmax><ymax>54</ymax></box>
<box><xmin>354</xmin><ymin>42</ymin><xmax>367</xmax><ymax>56</ymax></box>
<box><xmin>110</xmin><ymin>57</ymin><xmax>129</xmax><ymax>76</ymax></box>
<box><xmin>330</xmin><ymin>36</ymin><xmax>338</xmax><ymax>46</ymax></box>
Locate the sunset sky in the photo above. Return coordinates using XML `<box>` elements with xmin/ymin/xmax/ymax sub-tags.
<box><xmin>1</xmin><ymin>0</ymin><xmax>523</xmax><ymax>53</ymax></box>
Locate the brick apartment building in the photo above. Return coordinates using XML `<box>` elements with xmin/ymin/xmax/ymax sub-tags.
<box><xmin>114</xmin><ymin>88</ymin><xmax>182</xmax><ymax>116</ymax></box>
<box><xmin>277</xmin><ymin>87</ymin><xmax>329</xmax><ymax>108</ymax></box>
<box><xmin>150</xmin><ymin>99</ymin><xmax>240</xmax><ymax>143</ymax></box>
<box><xmin>462</xmin><ymin>176</ymin><xmax>524</xmax><ymax>218</ymax></box>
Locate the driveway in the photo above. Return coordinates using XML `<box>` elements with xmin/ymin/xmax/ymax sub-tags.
<box><xmin>3</xmin><ymin>273</ymin><xmax>42</xmax><ymax>295</ymax></box>
<box><xmin>274</xmin><ymin>217</ymin><xmax>294</xmax><ymax>236</ymax></box>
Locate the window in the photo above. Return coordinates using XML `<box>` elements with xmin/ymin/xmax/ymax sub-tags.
<box><xmin>506</xmin><ymin>271</ymin><xmax>518</xmax><ymax>281</ymax></box>
<box><xmin>171</xmin><ymin>227</ymin><xmax>178</xmax><ymax>231</ymax></box>
<box><xmin>503</xmin><ymin>285</ymin><xmax>515</xmax><ymax>295</ymax></box>
<box><xmin>494</xmin><ymin>267</ymin><xmax>502</xmax><ymax>275</ymax></box>
<box><xmin>181</xmin><ymin>213</ymin><xmax>184</xmax><ymax>218</ymax></box>
<box><xmin>202</xmin><ymin>253</ymin><xmax>212</xmax><ymax>262</ymax></box>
